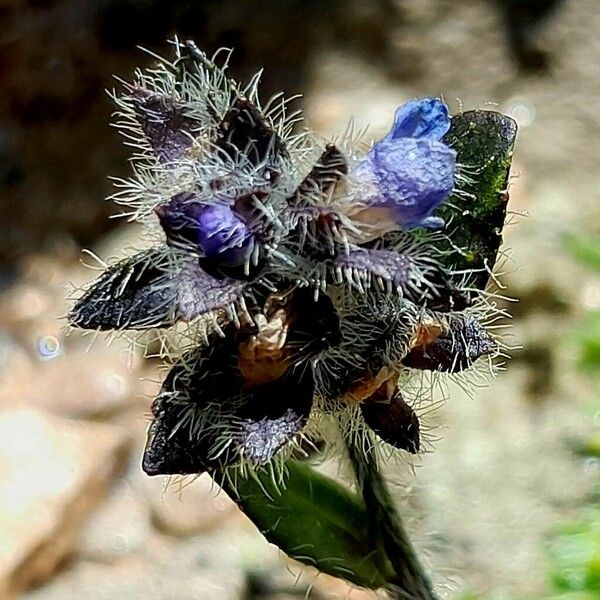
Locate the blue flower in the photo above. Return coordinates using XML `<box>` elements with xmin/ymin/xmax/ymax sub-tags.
<box><xmin>381</xmin><ymin>97</ymin><xmax>451</xmax><ymax>142</ymax></box>
<box><xmin>157</xmin><ymin>192</ymin><xmax>254</xmax><ymax>268</ymax></box>
<box><xmin>352</xmin><ymin>98</ymin><xmax>456</xmax><ymax>231</ymax></box>
<box><xmin>196</xmin><ymin>203</ymin><xmax>254</xmax><ymax>266</ymax></box>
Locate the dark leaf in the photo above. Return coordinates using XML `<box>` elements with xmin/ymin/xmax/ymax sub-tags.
<box><xmin>216</xmin><ymin>97</ymin><xmax>287</xmax><ymax>167</ymax></box>
<box><xmin>361</xmin><ymin>385</ymin><xmax>420</xmax><ymax>454</ymax></box>
<box><xmin>285</xmin><ymin>287</ymin><xmax>342</xmax><ymax>358</ymax></box>
<box><xmin>143</xmin><ymin>394</ymin><xmax>216</xmax><ymax>476</ymax></box>
<box><xmin>222</xmin><ymin>460</ymin><xmax>394</xmax><ymax>588</ymax></box>
<box><xmin>287</xmin><ymin>144</ymin><xmax>348</xmax><ymax>208</ymax></box>
<box><xmin>143</xmin><ymin>340</ymin><xmax>315</xmax><ymax>474</ymax></box>
<box><xmin>402</xmin><ymin>315</ymin><xmax>497</xmax><ymax>373</ymax></box>
<box><xmin>70</xmin><ymin>249</ymin><xmax>248</xmax><ymax>330</ymax></box>
<box><xmin>69</xmin><ymin>248</ymin><xmax>177</xmax><ymax>330</ymax></box>
<box><xmin>130</xmin><ymin>88</ymin><xmax>202</xmax><ymax>163</ymax></box>
<box><xmin>440</xmin><ymin>110</ymin><xmax>518</xmax><ymax>287</ymax></box>
<box><xmin>143</xmin><ymin>338</ymin><xmax>243</xmax><ymax>476</ymax></box>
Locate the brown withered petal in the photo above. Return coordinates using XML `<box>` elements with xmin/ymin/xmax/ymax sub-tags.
<box><xmin>342</xmin><ymin>367</ymin><xmax>395</xmax><ymax>406</ymax></box>
<box><xmin>130</xmin><ymin>88</ymin><xmax>202</xmax><ymax>163</ymax></box>
<box><xmin>402</xmin><ymin>315</ymin><xmax>497</xmax><ymax>373</ymax></box>
<box><xmin>238</xmin><ymin>307</ymin><xmax>291</xmax><ymax>388</ymax></box>
<box><xmin>361</xmin><ymin>385</ymin><xmax>420</xmax><ymax>454</ymax></box>
<box><xmin>238</xmin><ymin>287</ymin><xmax>341</xmax><ymax>389</ymax></box>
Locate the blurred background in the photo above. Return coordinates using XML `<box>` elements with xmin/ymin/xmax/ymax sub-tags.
<box><xmin>0</xmin><ymin>0</ymin><xmax>599</xmax><ymax>598</ymax></box>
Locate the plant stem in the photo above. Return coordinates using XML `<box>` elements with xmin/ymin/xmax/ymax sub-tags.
<box><xmin>345</xmin><ymin>429</ymin><xmax>439</xmax><ymax>600</ymax></box>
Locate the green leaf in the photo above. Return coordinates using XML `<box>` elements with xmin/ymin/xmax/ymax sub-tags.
<box><xmin>565</xmin><ymin>233</ymin><xmax>600</xmax><ymax>274</ymax></box>
<box><xmin>221</xmin><ymin>460</ymin><xmax>394</xmax><ymax>589</ymax></box>
<box><xmin>547</xmin><ymin>510</ymin><xmax>600</xmax><ymax>593</ymax></box>
<box><xmin>440</xmin><ymin>110</ymin><xmax>518</xmax><ymax>288</ymax></box>
<box><xmin>571</xmin><ymin>310</ymin><xmax>600</xmax><ymax>372</ymax></box>
<box><xmin>571</xmin><ymin>434</ymin><xmax>600</xmax><ymax>460</ymax></box>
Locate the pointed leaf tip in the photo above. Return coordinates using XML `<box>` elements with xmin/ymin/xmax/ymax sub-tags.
<box><xmin>402</xmin><ymin>315</ymin><xmax>497</xmax><ymax>373</ymax></box>
<box><xmin>361</xmin><ymin>386</ymin><xmax>421</xmax><ymax>454</ymax></box>
<box><xmin>70</xmin><ymin>250</ymin><xmax>248</xmax><ymax>331</ymax></box>
<box><xmin>69</xmin><ymin>249</ymin><xmax>177</xmax><ymax>330</ymax></box>
<box><xmin>130</xmin><ymin>88</ymin><xmax>202</xmax><ymax>163</ymax></box>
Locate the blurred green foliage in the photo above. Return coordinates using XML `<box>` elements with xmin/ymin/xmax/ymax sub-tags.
<box><xmin>544</xmin><ymin>506</ymin><xmax>600</xmax><ymax>597</ymax></box>
<box><xmin>539</xmin><ymin>231</ymin><xmax>600</xmax><ymax>600</ymax></box>
<box><xmin>565</xmin><ymin>233</ymin><xmax>600</xmax><ymax>372</ymax></box>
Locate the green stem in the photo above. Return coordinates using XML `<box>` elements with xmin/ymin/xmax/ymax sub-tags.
<box><xmin>345</xmin><ymin>429</ymin><xmax>439</xmax><ymax>600</ymax></box>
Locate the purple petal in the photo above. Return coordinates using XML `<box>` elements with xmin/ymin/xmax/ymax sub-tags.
<box><xmin>130</xmin><ymin>89</ymin><xmax>201</xmax><ymax>163</ymax></box>
<box><xmin>157</xmin><ymin>193</ymin><xmax>254</xmax><ymax>268</ymax></box>
<box><xmin>196</xmin><ymin>204</ymin><xmax>254</xmax><ymax>266</ymax></box>
<box><xmin>382</xmin><ymin>97</ymin><xmax>450</xmax><ymax>142</ymax></box>
<box><xmin>355</xmin><ymin>137</ymin><xmax>456</xmax><ymax>230</ymax></box>
<box><xmin>175</xmin><ymin>259</ymin><xmax>247</xmax><ymax>320</ymax></box>
<box><xmin>331</xmin><ymin>246</ymin><xmax>468</xmax><ymax>310</ymax></box>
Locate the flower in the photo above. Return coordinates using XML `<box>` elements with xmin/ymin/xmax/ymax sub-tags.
<box><xmin>350</xmin><ymin>97</ymin><xmax>456</xmax><ymax>233</ymax></box>
<box><xmin>70</xmin><ymin>43</ymin><xmax>513</xmax><ymax>477</ymax></box>
<box><xmin>156</xmin><ymin>192</ymin><xmax>255</xmax><ymax>269</ymax></box>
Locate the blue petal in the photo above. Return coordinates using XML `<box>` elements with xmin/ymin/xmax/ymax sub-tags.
<box><xmin>196</xmin><ymin>204</ymin><xmax>254</xmax><ymax>266</ymax></box>
<box><xmin>358</xmin><ymin>137</ymin><xmax>456</xmax><ymax>230</ymax></box>
<box><xmin>157</xmin><ymin>193</ymin><xmax>254</xmax><ymax>268</ymax></box>
<box><xmin>381</xmin><ymin>98</ymin><xmax>451</xmax><ymax>142</ymax></box>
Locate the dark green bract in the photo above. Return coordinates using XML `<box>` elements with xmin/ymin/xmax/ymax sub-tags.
<box><xmin>441</xmin><ymin>110</ymin><xmax>517</xmax><ymax>287</ymax></box>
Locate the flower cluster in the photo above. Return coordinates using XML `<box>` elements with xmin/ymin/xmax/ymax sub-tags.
<box><xmin>70</xmin><ymin>41</ymin><xmax>507</xmax><ymax>476</ymax></box>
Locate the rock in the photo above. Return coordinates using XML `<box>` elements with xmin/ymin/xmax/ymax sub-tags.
<box><xmin>22</xmin><ymin>560</ymin><xmax>246</xmax><ymax>600</ymax></box>
<box><xmin>140</xmin><ymin>472</ymin><xmax>236</xmax><ymax>538</ymax></box>
<box><xmin>80</xmin><ymin>480</ymin><xmax>151</xmax><ymax>562</ymax></box>
<box><xmin>0</xmin><ymin>343</ymin><xmax>144</xmax><ymax>418</ymax></box>
<box><xmin>23</xmin><ymin>536</ymin><xmax>247</xmax><ymax>600</ymax></box>
<box><xmin>0</xmin><ymin>408</ymin><xmax>132</xmax><ymax>599</ymax></box>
